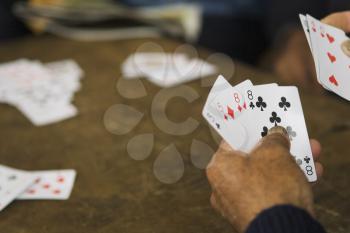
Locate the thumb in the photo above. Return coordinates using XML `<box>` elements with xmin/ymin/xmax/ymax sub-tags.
<box><xmin>322</xmin><ymin>11</ymin><xmax>350</xmax><ymax>32</ymax></box>
<box><xmin>251</xmin><ymin>126</ymin><xmax>291</xmax><ymax>158</ymax></box>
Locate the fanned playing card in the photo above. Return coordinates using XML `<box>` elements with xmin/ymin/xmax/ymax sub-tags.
<box><xmin>203</xmin><ymin>75</ymin><xmax>317</xmax><ymax>182</ymax></box>
<box><xmin>202</xmin><ymin>76</ymin><xmax>251</xmax><ymax>149</ymax></box>
<box><xmin>239</xmin><ymin>85</ymin><xmax>317</xmax><ymax>182</ymax></box>
<box><xmin>300</xmin><ymin>13</ymin><xmax>350</xmax><ymax>100</ymax></box>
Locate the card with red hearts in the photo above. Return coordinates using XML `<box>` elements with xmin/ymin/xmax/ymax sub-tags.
<box><xmin>17</xmin><ymin>170</ymin><xmax>76</xmax><ymax>200</ymax></box>
<box><xmin>300</xmin><ymin>14</ymin><xmax>350</xmax><ymax>100</ymax></box>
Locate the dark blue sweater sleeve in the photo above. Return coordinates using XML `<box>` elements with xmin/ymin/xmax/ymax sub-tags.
<box><xmin>245</xmin><ymin>205</ymin><xmax>327</xmax><ymax>233</ymax></box>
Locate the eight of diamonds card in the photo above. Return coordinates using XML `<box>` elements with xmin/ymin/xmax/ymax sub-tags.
<box><xmin>202</xmin><ymin>76</ymin><xmax>251</xmax><ymax>150</ymax></box>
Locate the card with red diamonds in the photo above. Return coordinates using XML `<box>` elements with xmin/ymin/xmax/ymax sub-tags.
<box><xmin>17</xmin><ymin>170</ymin><xmax>76</xmax><ymax>200</ymax></box>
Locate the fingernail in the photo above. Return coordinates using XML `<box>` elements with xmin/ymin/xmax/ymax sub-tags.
<box><xmin>268</xmin><ymin>126</ymin><xmax>291</xmax><ymax>149</ymax></box>
<box><xmin>268</xmin><ymin>126</ymin><xmax>289</xmax><ymax>138</ymax></box>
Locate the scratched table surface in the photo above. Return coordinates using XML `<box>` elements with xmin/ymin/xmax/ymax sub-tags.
<box><xmin>0</xmin><ymin>36</ymin><xmax>348</xmax><ymax>233</ymax></box>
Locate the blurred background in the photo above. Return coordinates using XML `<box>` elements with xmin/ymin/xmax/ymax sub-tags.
<box><xmin>2</xmin><ymin>0</ymin><xmax>349</xmax><ymax>65</ymax></box>
<box><xmin>1</xmin><ymin>1</ymin><xmax>350</xmax><ymax>232</ymax></box>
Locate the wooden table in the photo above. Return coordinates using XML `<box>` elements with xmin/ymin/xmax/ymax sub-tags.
<box><xmin>0</xmin><ymin>36</ymin><xmax>349</xmax><ymax>233</ymax></box>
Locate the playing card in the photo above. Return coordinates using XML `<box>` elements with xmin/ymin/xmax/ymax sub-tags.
<box><xmin>238</xmin><ymin>85</ymin><xmax>317</xmax><ymax>182</ymax></box>
<box><xmin>122</xmin><ymin>53</ymin><xmax>179</xmax><ymax>79</ymax></box>
<box><xmin>141</xmin><ymin>57</ymin><xmax>216</xmax><ymax>87</ymax></box>
<box><xmin>300</xmin><ymin>14</ymin><xmax>317</xmax><ymax>75</ymax></box>
<box><xmin>202</xmin><ymin>76</ymin><xmax>252</xmax><ymax>149</ymax></box>
<box><xmin>0</xmin><ymin>59</ymin><xmax>82</xmax><ymax>126</ymax></box>
<box><xmin>45</xmin><ymin>59</ymin><xmax>83</xmax><ymax>93</ymax></box>
<box><xmin>210</xmin><ymin>83</ymin><xmax>247</xmax><ymax>121</ymax></box>
<box><xmin>202</xmin><ymin>76</ymin><xmax>317</xmax><ymax>182</ymax></box>
<box><xmin>210</xmin><ymin>82</ymin><xmax>280</xmax><ymax>151</ymax></box>
<box><xmin>299</xmin><ymin>14</ymin><xmax>328</xmax><ymax>89</ymax></box>
<box><xmin>307</xmin><ymin>14</ymin><xmax>350</xmax><ymax>100</ymax></box>
<box><xmin>299</xmin><ymin>14</ymin><xmax>312</xmax><ymax>49</ymax></box>
<box><xmin>121</xmin><ymin>52</ymin><xmax>217</xmax><ymax>87</ymax></box>
<box><xmin>0</xmin><ymin>165</ymin><xmax>35</xmax><ymax>211</ymax></box>
<box><xmin>17</xmin><ymin>169</ymin><xmax>76</xmax><ymax>200</ymax></box>
<box><xmin>16</xmin><ymin>100</ymin><xmax>78</xmax><ymax>126</ymax></box>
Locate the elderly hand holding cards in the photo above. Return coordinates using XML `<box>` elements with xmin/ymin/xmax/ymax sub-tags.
<box><xmin>202</xmin><ymin>75</ymin><xmax>325</xmax><ymax>233</ymax></box>
<box><xmin>274</xmin><ymin>11</ymin><xmax>350</xmax><ymax>92</ymax></box>
<box><xmin>299</xmin><ymin>12</ymin><xmax>350</xmax><ymax>100</ymax></box>
<box><xmin>203</xmin><ymin>12</ymin><xmax>350</xmax><ymax>233</ymax></box>
<box><xmin>206</xmin><ymin>127</ymin><xmax>323</xmax><ymax>233</ymax></box>
<box><xmin>203</xmin><ymin>76</ymin><xmax>319</xmax><ymax>182</ymax></box>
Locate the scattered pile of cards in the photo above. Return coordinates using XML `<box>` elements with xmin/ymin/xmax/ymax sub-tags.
<box><xmin>202</xmin><ymin>76</ymin><xmax>317</xmax><ymax>182</ymax></box>
<box><xmin>121</xmin><ymin>52</ymin><xmax>217</xmax><ymax>87</ymax></box>
<box><xmin>0</xmin><ymin>59</ymin><xmax>83</xmax><ymax>126</ymax></box>
<box><xmin>300</xmin><ymin>14</ymin><xmax>350</xmax><ymax>100</ymax></box>
<box><xmin>0</xmin><ymin>164</ymin><xmax>76</xmax><ymax>211</ymax></box>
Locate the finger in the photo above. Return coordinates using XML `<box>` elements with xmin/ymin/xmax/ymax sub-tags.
<box><xmin>322</xmin><ymin>11</ymin><xmax>350</xmax><ymax>32</ymax></box>
<box><xmin>218</xmin><ymin>140</ymin><xmax>235</xmax><ymax>152</ymax></box>
<box><xmin>207</xmin><ymin>140</ymin><xmax>245</xmax><ymax>170</ymax></box>
<box><xmin>310</xmin><ymin>139</ymin><xmax>322</xmax><ymax>161</ymax></box>
<box><xmin>315</xmin><ymin>162</ymin><xmax>324</xmax><ymax>178</ymax></box>
<box><xmin>206</xmin><ymin>149</ymin><xmax>245</xmax><ymax>185</ymax></box>
<box><xmin>255</xmin><ymin>126</ymin><xmax>290</xmax><ymax>149</ymax></box>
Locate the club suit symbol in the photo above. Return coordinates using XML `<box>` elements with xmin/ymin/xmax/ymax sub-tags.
<box><xmin>256</xmin><ymin>96</ymin><xmax>266</xmax><ymax>111</ymax></box>
<box><xmin>269</xmin><ymin>112</ymin><xmax>281</xmax><ymax>126</ymax></box>
<box><xmin>286</xmin><ymin>126</ymin><xmax>296</xmax><ymax>140</ymax></box>
<box><xmin>261</xmin><ymin>126</ymin><xmax>268</xmax><ymax>137</ymax></box>
<box><xmin>304</xmin><ymin>156</ymin><xmax>311</xmax><ymax>164</ymax></box>
<box><xmin>8</xmin><ymin>175</ymin><xmax>17</xmax><ymax>181</ymax></box>
<box><xmin>279</xmin><ymin>97</ymin><xmax>291</xmax><ymax>111</ymax></box>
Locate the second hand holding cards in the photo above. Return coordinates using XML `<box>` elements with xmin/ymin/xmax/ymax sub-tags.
<box><xmin>202</xmin><ymin>75</ymin><xmax>317</xmax><ymax>182</ymax></box>
<box><xmin>300</xmin><ymin>14</ymin><xmax>350</xmax><ymax>100</ymax></box>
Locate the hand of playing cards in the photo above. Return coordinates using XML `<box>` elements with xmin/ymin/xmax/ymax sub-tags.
<box><xmin>121</xmin><ymin>52</ymin><xmax>217</xmax><ymax>87</ymax></box>
<box><xmin>300</xmin><ymin>14</ymin><xmax>350</xmax><ymax>100</ymax></box>
<box><xmin>202</xmin><ymin>75</ymin><xmax>317</xmax><ymax>182</ymax></box>
<box><xmin>0</xmin><ymin>164</ymin><xmax>76</xmax><ymax>211</ymax></box>
<box><xmin>0</xmin><ymin>59</ymin><xmax>83</xmax><ymax>126</ymax></box>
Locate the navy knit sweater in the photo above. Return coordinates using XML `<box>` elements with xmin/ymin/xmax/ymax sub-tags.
<box><xmin>246</xmin><ymin>205</ymin><xmax>326</xmax><ymax>233</ymax></box>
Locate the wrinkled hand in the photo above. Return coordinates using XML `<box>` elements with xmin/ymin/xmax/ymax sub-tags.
<box><xmin>206</xmin><ymin>128</ymin><xmax>323</xmax><ymax>233</ymax></box>
<box><xmin>273</xmin><ymin>11</ymin><xmax>350</xmax><ymax>89</ymax></box>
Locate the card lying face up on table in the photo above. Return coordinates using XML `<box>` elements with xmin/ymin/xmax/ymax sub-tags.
<box><xmin>300</xmin><ymin>14</ymin><xmax>350</xmax><ymax>101</ymax></box>
<box><xmin>0</xmin><ymin>165</ymin><xmax>76</xmax><ymax>212</ymax></box>
<box><xmin>202</xmin><ymin>75</ymin><xmax>317</xmax><ymax>182</ymax></box>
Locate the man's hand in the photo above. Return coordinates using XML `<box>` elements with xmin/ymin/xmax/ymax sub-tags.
<box><xmin>206</xmin><ymin>128</ymin><xmax>323</xmax><ymax>233</ymax></box>
<box><xmin>322</xmin><ymin>11</ymin><xmax>350</xmax><ymax>32</ymax></box>
<box><xmin>273</xmin><ymin>11</ymin><xmax>350</xmax><ymax>89</ymax></box>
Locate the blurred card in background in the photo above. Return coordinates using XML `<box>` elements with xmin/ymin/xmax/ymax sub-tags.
<box><xmin>121</xmin><ymin>52</ymin><xmax>217</xmax><ymax>87</ymax></box>
<box><xmin>0</xmin><ymin>165</ymin><xmax>77</xmax><ymax>211</ymax></box>
<box><xmin>0</xmin><ymin>59</ymin><xmax>83</xmax><ymax>126</ymax></box>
